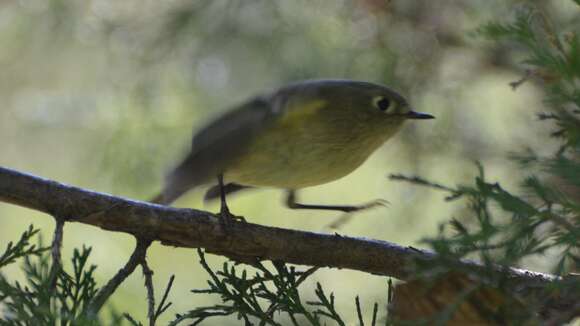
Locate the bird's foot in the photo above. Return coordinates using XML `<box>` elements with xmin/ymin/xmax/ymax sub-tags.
<box><xmin>218</xmin><ymin>207</ymin><xmax>246</xmax><ymax>230</ymax></box>
<box><xmin>335</xmin><ymin>198</ymin><xmax>390</xmax><ymax>213</ymax></box>
<box><xmin>347</xmin><ymin>198</ymin><xmax>390</xmax><ymax>212</ymax></box>
<box><xmin>325</xmin><ymin>199</ymin><xmax>389</xmax><ymax>229</ymax></box>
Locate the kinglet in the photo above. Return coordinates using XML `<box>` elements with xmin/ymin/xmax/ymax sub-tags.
<box><xmin>151</xmin><ymin>79</ymin><xmax>434</xmax><ymax>219</ymax></box>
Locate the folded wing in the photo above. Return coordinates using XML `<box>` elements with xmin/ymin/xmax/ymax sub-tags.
<box><xmin>151</xmin><ymin>96</ymin><xmax>278</xmax><ymax>204</ymax></box>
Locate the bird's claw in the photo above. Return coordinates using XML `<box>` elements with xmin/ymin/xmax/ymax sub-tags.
<box><xmin>218</xmin><ymin>209</ymin><xmax>246</xmax><ymax>229</ymax></box>
<box><xmin>344</xmin><ymin>198</ymin><xmax>389</xmax><ymax>213</ymax></box>
<box><xmin>358</xmin><ymin>198</ymin><xmax>390</xmax><ymax>210</ymax></box>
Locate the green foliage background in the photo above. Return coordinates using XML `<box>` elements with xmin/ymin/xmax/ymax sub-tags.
<box><xmin>1</xmin><ymin>0</ymin><xmax>579</xmax><ymax>324</ymax></box>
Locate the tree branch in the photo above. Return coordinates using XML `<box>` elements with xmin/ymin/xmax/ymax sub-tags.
<box><xmin>141</xmin><ymin>259</ymin><xmax>156</xmax><ymax>326</ymax></box>
<box><xmin>48</xmin><ymin>218</ymin><xmax>64</xmax><ymax>290</ymax></box>
<box><xmin>0</xmin><ymin>166</ymin><xmax>572</xmax><ymax>308</ymax></box>
<box><xmin>87</xmin><ymin>237</ymin><xmax>151</xmax><ymax>315</ymax></box>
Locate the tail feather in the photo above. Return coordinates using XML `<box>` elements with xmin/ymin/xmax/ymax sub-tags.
<box><xmin>149</xmin><ymin>156</ymin><xmax>201</xmax><ymax>205</ymax></box>
<box><xmin>149</xmin><ymin>193</ymin><xmax>166</xmax><ymax>204</ymax></box>
<box><xmin>148</xmin><ymin>192</ymin><xmax>183</xmax><ymax>205</ymax></box>
<box><xmin>148</xmin><ymin>187</ymin><xmax>190</xmax><ymax>205</ymax></box>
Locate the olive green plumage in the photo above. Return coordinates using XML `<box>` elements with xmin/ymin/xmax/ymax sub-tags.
<box><xmin>151</xmin><ymin>79</ymin><xmax>434</xmax><ymax>207</ymax></box>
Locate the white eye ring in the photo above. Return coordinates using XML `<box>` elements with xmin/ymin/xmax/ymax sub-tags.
<box><xmin>373</xmin><ymin>96</ymin><xmax>392</xmax><ymax>112</ymax></box>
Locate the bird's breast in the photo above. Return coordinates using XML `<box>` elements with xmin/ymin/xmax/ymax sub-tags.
<box><xmin>224</xmin><ymin>117</ymin><xmax>401</xmax><ymax>189</ymax></box>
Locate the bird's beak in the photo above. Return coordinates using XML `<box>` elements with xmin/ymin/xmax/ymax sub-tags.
<box><xmin>405</xmin><ymin>110</ymin><xmax>435</xmax><ymax>120</ymax></box>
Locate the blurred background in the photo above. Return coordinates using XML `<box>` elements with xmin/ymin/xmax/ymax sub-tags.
<box><xmin>1</xmin><ymin>0</ymin><xmax>577</xmax><ymax>324</ymax></box>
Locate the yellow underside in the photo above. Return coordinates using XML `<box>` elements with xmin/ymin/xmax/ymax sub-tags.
<box><xmin>224</xmin><ymin>100</ymin><xmax>402</xmax><ymax>189</ymax></box>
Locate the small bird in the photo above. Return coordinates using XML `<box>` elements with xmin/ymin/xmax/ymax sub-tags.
<box><xmin>150</xmin><ymin>79</ymin><xmax>434</xmax><ymax>220</ymax></box>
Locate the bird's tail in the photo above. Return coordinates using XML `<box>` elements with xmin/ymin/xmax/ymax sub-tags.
<box><xmin>148</xmin><ymin>184</ymin><xmax>194</xmax><ymax>205</ymax></box>
<box><xmin>149</xmin><ymin>155</ymin><xmax>200</xmax><ymax>205</ymax></box>
<box><xmin>149</xmin><ymin>192</ymin><xmax>169</xmax><ymax>205</ymax></box>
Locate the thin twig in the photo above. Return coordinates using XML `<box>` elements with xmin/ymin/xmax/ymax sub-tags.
<box><xmin>356</xmin><ymin>296</ymin><xmax>364</xmax><ymax>326</ymax></box>
<box><xmin>371</xmin><ymin>302</ymin><xmax>378</xmax><ymax>326</ymax></box>
<box><xmin>386</xmin><ymin>279</ymin><xmax>393</xmax><ymax>326</ymax></box>
<box><xmin>295</xmin><ymin>266</ymin><xmax>319</xmax><ymax>286</ymax></box>
<box><xmin>86</xmin><ymin>237</ymin><xmax>152</xmax><ymax>316</ymax></box>
<box><xmin>155</xmin><ymin>275</ymin><xmax>175</xmax><ymax>320</ymax></box>
<box><xmin>387</xmin><ymin>279</ymin><xmax>394</xmax><ymax>304</ymax></box>
<box><xmin>509</xmin><ymin>69</ymin><xmax>533</xmax><ymax>90</ymax></box>
<box><xmin>48</xmin><ymin>218</ymin><xmax>65</xmax><ymax>290</ymax></box>
<box><xmin>141</xmin><ymin>259</ymin><xmax>156</xmax><ymax>326</ymax></box>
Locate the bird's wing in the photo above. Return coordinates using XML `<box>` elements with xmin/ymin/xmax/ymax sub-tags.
<box><xmin>155</xmin><ymin>96</ymin><xmax>280</xmax><ymax>204</ymax></box>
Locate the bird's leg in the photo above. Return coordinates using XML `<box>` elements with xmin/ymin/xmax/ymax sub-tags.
<box><xmin>217</xmin><ymin>174</ymin><xmax>245</xmax><ymax>225</ymax></box>
<box><xmin>285</xmin><ymin>190</ymin><xmax>388</xmax><ymax>213</ymax></box>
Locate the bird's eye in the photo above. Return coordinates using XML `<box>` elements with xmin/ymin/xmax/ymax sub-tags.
<box><xmin>374</xmin><ymin>97</ymin><xmax>391</xmax><ymax>112</ymax></box>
